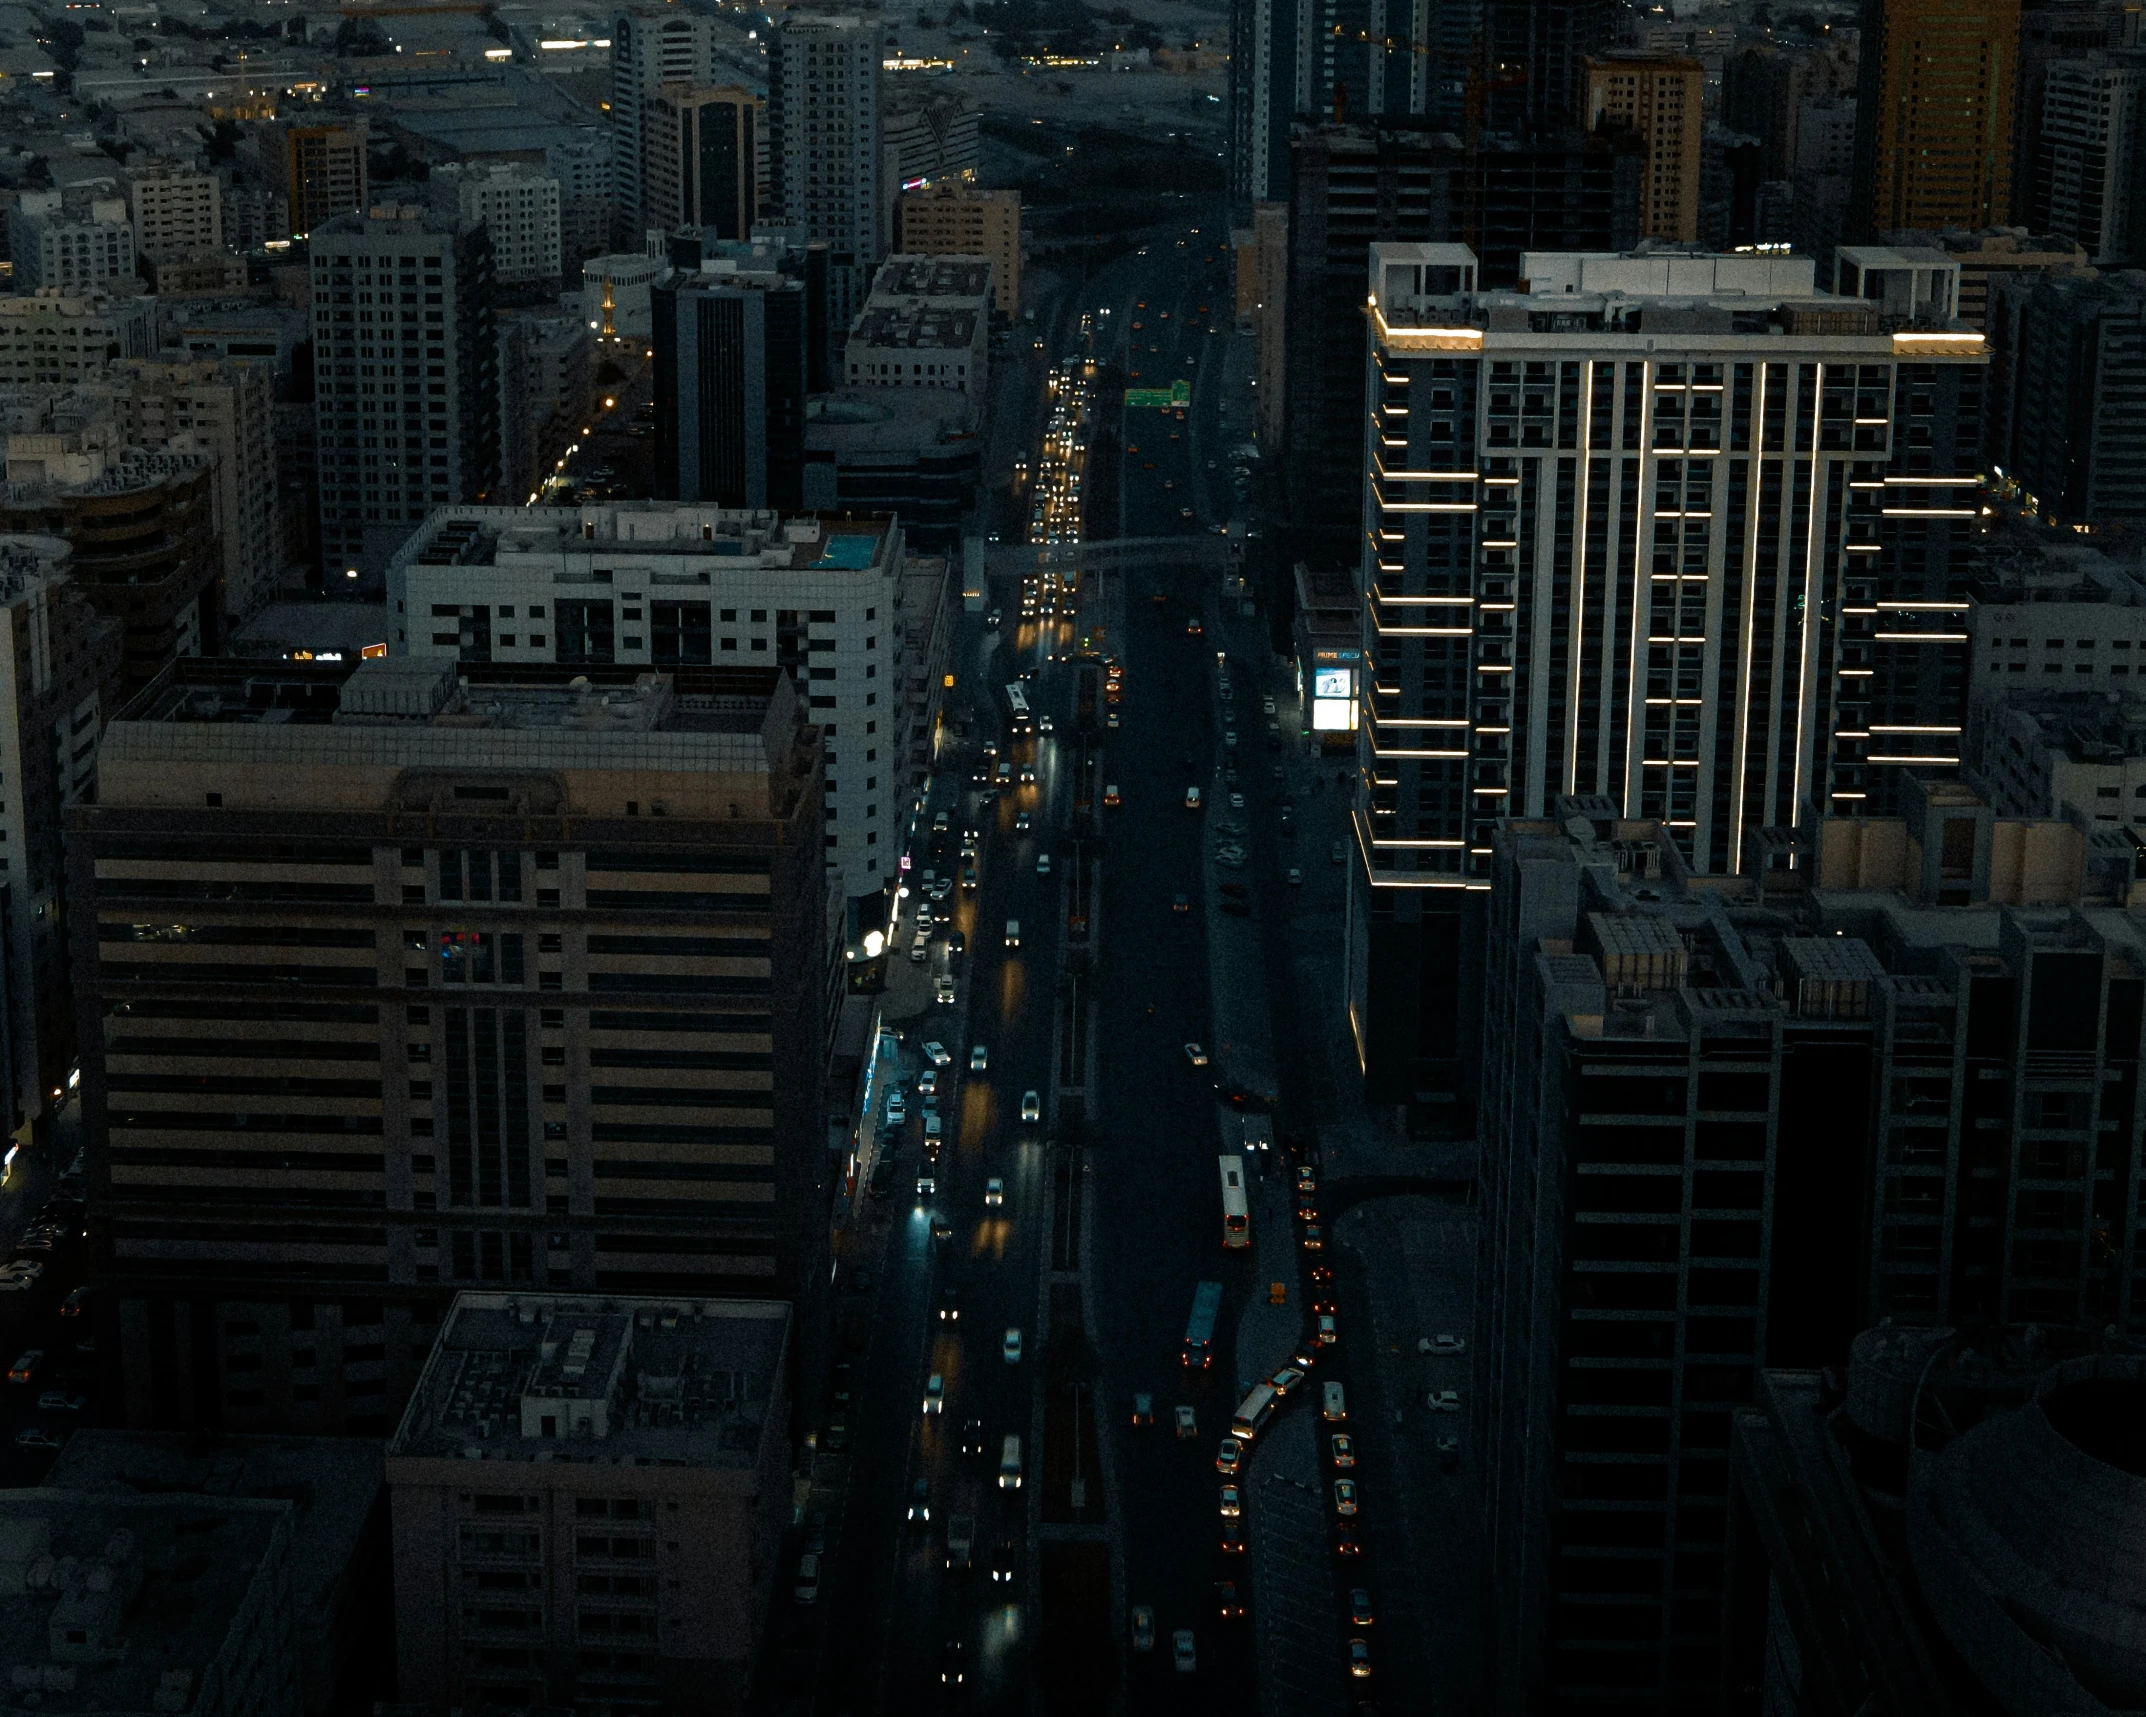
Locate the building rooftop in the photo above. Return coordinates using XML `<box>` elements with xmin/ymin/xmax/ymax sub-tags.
<box><xmin>848</xmin><ymin>301</ymin><xmax>980</xmax><ymax>353</ymax></box>
<box><xmin>868</xmin><ymin>253</ymin><xmax>992</xmax><ymax>305</ymax></box>
<box><xmin>806</xmin><ymin>388</ymin><xmax>977</xmax><ymax>454</ymax></box>
<box><xmin>387</xmin><ymin>1292</ymin><xmax>789</xmax><ymax>1468</ymax></box>
<box><xmin>0</xmin><ymin>1488</ymin><xmax>293</xmax><ymax>1713</ymax></box>
<box><xmin>392</xmin><ymin>505</ymin><xmax>896</xmax><ymax>573</ymax></box>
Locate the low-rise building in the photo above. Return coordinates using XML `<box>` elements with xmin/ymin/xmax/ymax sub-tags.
<box><xmin>6</xmin><ymin>188</ymin><xmax>137</xmax><ymax>295</ymax></box>
<box><xmin>0</xmin><ymin>1489</ymin><xmax>301</xmax><ymax>1715</ymax></box>
<box><xmin>0</xmin><ymin>292</ymin><xmax>155</xmax><ymax>387</ymax></box>
<box><xmin>843</xmin><ymin>253</ymin><xmax>990</xmax><ymax>401</ymax></box>
<box><xmin>582</xmin><ymin>251</ymin><xmax>665</xmax><ymax>344</ymax></box>
<box><xmin>802</xmin><ymin>388</ymin><xmax>979</xmax><ymax>552</ymax></box>
<box><xmin>48</xmin><ymin>1430</ymin><xmax>388</xmax><ymax>1717</ymax></box>
<box><xmin>386</xmin><ymin>504</ymin><xmax>911</xmax><ymax>903</ymax></box>
<box><xmin>388</xmin><ymin>1292</ymin><xmax>791</xmax><ymax>1715</ymax></box>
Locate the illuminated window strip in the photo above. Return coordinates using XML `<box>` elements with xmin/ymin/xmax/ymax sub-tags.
<box><xmin>1875</xmin><ymin>600</ymin><xmax>1968</xmax><ymax>610</ymax></box>
<box><xmin>1870</xmin><ymin>724</ymin><xmax>1961</xmax><ymax>734</ymax></box>
<box><xmin>1868</xmin><ymin>754</ymin><xmax>1959</xmax><ymax>765</ymax></box>
<box><xmin>1879</xmin><ymin>507</ymin><xmax>1976</xmax><ymax>518</ymax></box>
<box><xmin>1873</xmin><ymin>632</ymin><xmax>1968</xmax><ymax>642</ymax></box>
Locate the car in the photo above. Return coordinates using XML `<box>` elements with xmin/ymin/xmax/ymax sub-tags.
<box><xmin>908</xmin><ymin>1479</ymin><xmax>932</xmax><ymax>1523</ymax></box>
<box><xmin>1173</xmin><ymin>1629</ymin><xmax>1197</xmax><ymax>1674</ymax></box>
<box><xmin>962</xmin><ymin>866</ymin><xmax>978</xmax><ymax>892</ymax></box>
<box><xmin>825</xmin><ymin>1411</ymin><xmax>850</xmax><ymax>1451</ymax></box>
<box><xmin>1316</xmin><ymin>1314</ymin><xmax>1339</xmax><ymax>1346</ymax></box>
<box><xmin>1104</xmin><ymin>783</ymin><xmax>1123</xmax><ymax>806</ymax></box>
<box><xmin>4</xmin><ymin>1261</ymin><xmax>41</xmax><ymax>1281</ymax></box>
<box><xmin>1216</xmin><ymin>1436</ymin><xmax>1243</xmax><ymax>1475</ymax></box>
<box><xmin>918</xmin><ymin>1068</ymin><xmax>939</xmax><ymax>1098</ymax></box>
<box><xmin>35</xmin><ymin>1392</ymin><xmax>83</xmax><ymax>1413</ymax></box>
<box><xmin>987</xmin><ymin>609</ymin><xmax>1002</xmax><ymax>628</ymax></box>
<box><xmin>1021</xmin><ymin>1090</ymin><xmax>1041</xmax><ymax>1123</ymax></box>
<box><xmin>923</xmin><ymin>1374</ymin><xmax>945</xmax><ymax>1415</ymax></box>
<box><xmin>1181</xmin><ymin>506</ymin><xmax>1195</xmax><ymax>519</ymax></box>
<box><xmin>1426</xmin><ymin>1333</ymin><xmax>1468</xmax><ymax>1355</ymax></box>
<box><xmin>960</xmin><ymin>1416</ymin><xmax>986</xmax><ymax>1457</ymax></box>
<box><xmin>1350</xmin><ymin>1588</ymin><xmax>1376</xmax><ymax>1628</ymax></box>
<box><xmin>985</xmin><ymin>1177</ymin><xmax>1004</xmax><ymax>1207</ymax></box>
<box><xmin>1229</xmin><ymin>792</ymin><xmax>1245</xmax><ymax>809</ymax></box>
<box><xmin>1186</xmin><ymin>619</ymin><xmax>1203</xmax><ymax>637</ymax></box>
<box><xmin>7</xmin><ymin>1351</ymin><xmax>40</xmax><ymax>1384</ymax></box>
<box><xmin>1131</xmin><ymin>1606</ymin><xmax>1155</xmax><ymax>1651</ymax></box>
<box><xmin>1131</xmin><ymin>1393</ymin><xmax>1154</xmax><ymax>1427</ymax></box>
<box><xmin>1287</xmin><ymin>868</ymin><xmax>1303</xmax><ymax>886</ymax></box>
<box><xmin>923</xmin><ymin>1042</ymin><xmax>952</xmax><ymax>1067</ymax></box>
<box><xmin>1431</xmin><ymin>1389</ymin><xmax>1461</xmax><ymax>1411</ymax></box>
<box><xmin>1175</xmin><ymin>1404</ymin><xmax>1198</xmax><ymax>1440</ymax></box>
<box><xmin>13</xmin><ymin>1235</ymin><xmax>51</xmax><ymax>1253</ymax></box>
<box><xmin>1437</xmin><ymin>1433</ymin><xmax>1462</xmax><ymax>1458</ymax></box>
<box><xmin>13</xmin><ymin>1429</ymin><xmax>60</xmax><ymax>1451</ymax></box>
<box><xmin>1003</xmin><ymin>1327</ymin><xmax>1023</xmax><ymax>1363</ymax></box>
<box><xmin>940</xmin><ymin>1285</ymin><xmax>960</xmax><ymax>1322</ymax></box>
<box><xmin>1332</xmin><ymin>840</ymin><xmax>1347</xmax><ymax>865</ymax></box>
<box><xmin>1185</xmin><ymin>785</ymin><xmax>1201</xmax><ymax>809</ymax></box>
<box><xmin>1015</xmin><ymin>809</ymin><xmax>1033</xmax><ymax>830</ymax></box>
<box><xmin>1331</xmin><ymin>1433</ymin><xmax>1357</xmax><ymax>1468</ymax></box>
<box><xmin>940</xmin><ymin>1639</ymin><xmax>966</xmax><ymax>1686</ymax></box>
<box><xmin>1171</xmin><ymin>892</ymin><xmax>1190</xmax><ymax>914</ymax></box>
<box><xmin>971</xmin><ymin>1045</ymin><xmax>989</xmax><ymax>1072</ymax></box>
<box><xmin>1040</xmin><ymin>715</ymin><xmax>1055</xmax><ymax>735</ymax></box>
<box><xmin>1019</xmin><ymin>765</ymin><xmax>1036</xmax><ymax>784</ymax></box>
<box><xmin>1216</xmin><ymin>1580</ymin><xmax>1245</xmax><ymax>1620</ymax></box>
<box><xmin>1349</xmin><ymin>1636</ymin><xmax>1372</xmax><ymax>1679</ymax></box>
<box><xmin>1302</xmin><ymin>1223</ymin><xmax>1326</xmax><ymax>1251</ymax></box>
<box><xmin>1334</xmin><ymin>1479</ymin><xmax>1359</xmax><ymax>1517</ymax></box>
<box><xmin>1270</xmin><ymin>1365</ymin><xmax>1308</xmax><ymax>1397</ymax></box>
<box><xmin>0</xmin><ymin>1277</ymin><xmax>33</xmax><ymax>1296</ymax></box>
<box><xmin>931</xmin><ymin>1218</ymin><xmax>953</xmax><ymax>1245</ymax></box>
<box><xmin>989</xmin><ymin>1541</ymin><xmax>1016</xmax><ymax>1585</ymax></box>
<box><xmin>1334</xmin><ymin>1525</ymin><xmax>1362</xmax><ymax>1557</ymax></box>
<box><xmin>934</xmin><ymin>976</ymin><xmax>956</xmax><ymax>1005</ymax></box>
<box><xmin>1036</xmin><ymin>853</ymin><xmax>1051</xmax><ymax>876</ymax></box>
<box><xmin>1106</xmin><ymin>710</ymin><xmax>1120</xmax><ymax>729</ymax></box>
<box><xmin>1185</xmin><ymin>1042</ymin><xmax>1209</xmax><ymax>1067</ymax></box>
<box><xmin>923</xmin><ymin>1114</ymin><xmax>943</xmax><ymax>1142</ymax></box>
<box><xmin>1263</xmin><ymin>696</ymin><xmax>1277</xmax><ymax>715</ymax></box>
<box><xmin>1220</xmin><ymin>1520</ymin><xmax>1245</xmax><ymax>1553</ymax></box>
<box><xmin>57</xmin><ymin>1288</ymin><xmax>88</xmax><ymax>1318</ymax></box>
<box><xmin>1219</xmin><ymin>1484</ymin><xmax>1242</xmax><ymax>1519</ymax></box>
<box><xmin>916</xmin><ymin>1169</ymin><xmax>937</xmax><ymax>1197</ymax></box>
<box><xmin>948</xmin><ymin>931</ymin><xmax>966</xmax><ymax>957</ymax></box>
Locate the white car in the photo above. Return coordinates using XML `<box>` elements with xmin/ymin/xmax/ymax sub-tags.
<box><xmin>923</xmin><ymin>1374</ymin><xmax>945</xmax><ymax>1415</ymax></box>
<box><xmin>971</xmin><ymin>1045</ymin><xmax>989</xmax><ymax>1072</ymax></box>
<box><xmin>923</xmin><ymin>1042</ymin><xmax>952</xmax><ymax>1067</ymax></box>
<box><xmin>1036</xmin><ymin>853</ymin><xmax>1052</xmax><ymax>876</ymax></box>
<box><xmin>1430</xmin><ymin>1389</ymin><xmax>1461</xmax><ymax>1412</ymax></box>
<box><xmin>1184</xmin><ymin>1043</ymin><xmax>1208</xmax><ymax>1067</ymax></box>
<box><xmin>1003</xmin><ymin>1327</ymin><xmax>1023</xmax><ymax>1363</ymax></box>
<box><xmin>1425</xmin><ymin>1333</ymin><xmax>1468</xmax><ymax>1355</ymax></box>
<box><xmin>934</xmin><ymin>976</ymin><xmax>957</xmax><ymax>1005</ymax></box>
<box><xmin>1021</xmin><ymin>1090</ymin><xmax>1041</xmax><ymax>1123</ymax></box>
<box><xmin>985</xmin><ymin>1177</ymin><xmax>1004</xmax><ymax>1207</ymax></box>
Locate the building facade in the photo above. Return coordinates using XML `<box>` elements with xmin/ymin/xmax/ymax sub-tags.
<box><xmin>6</xmin><ymin>191</ymin><xmax>137</xmax><ymax>296</ymax></box>
<box><xmin>388</xmin><ymin>1292</ymin><xmax>790</xmax><ymax>1713</ymax></box>
<box><xmin>1993</xmin><ymin>266</ymin><xmax>2146</xmax><ymax>527</ymax></box>
<box><xmin>121</xmin><ymin>161</ymin><xmax>223</xmax><ymax>265</ymax></box>
<box><xmin>894</xmin><ymin>184</ymin><xmax>1020</xmax><ymax>317</ymax></box>
<box><xmin>1585</xmin><ymin>54</ymin><xmax>1704</xmax><ymax>243</ymax></box>
<box><xmin>385</xmin><ymin>505</ymin><xmax>920</xmax><ymax>904</ymax></box>
<box><xmin>651</xmin><ymin>264</ymin><xmax>808</xmax><ymax>510</ymax></box>
<box><xmin>430</xmin><ymin>163</ymin><xmax>564</xmax><ymax>288</ymax></box>
<box><xmin>608</xmin><ymin>7</ymin><xmax>719</xmax><ymax>236</ymax></box>
<box><xmin>644</xmin><ymin>86</ymin><xmax>762</xmax><ymax>243</ymax></box>
<box><xmin>2030</xmin><ymin>54</ymin><xmax>2146</xmax><ymax>264</ymax></box>
<box><xmin>68</xmin><ymin>654</ymin><xmax>829</xmax><ymax>1435</ymax></box>
<box><xmin>768</xmin><ymin>15</ymin><xmax>882</xmax><ymax>326</ymax></box>
<box><xmin>282</xmin><ymin>124</ymin><xmax>369</xmax><ymax>241</ymax></box>
<box><xmin>1349</xmin><ymin>242</ymin><xmax>1988</xmax><ymax>1107</ymax></box>
<box><xmin>1854</xmin><ymin>0</ymin><xmax>2021</xmax><ymax>236</ymax></box>
<box><xmin>308</xmin><ymin>208</ymin><xmax>502</xmax><ymax>584</ymax></box>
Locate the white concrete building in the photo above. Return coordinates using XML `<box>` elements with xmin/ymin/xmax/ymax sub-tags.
<box><xmin>122</xmin><ymin>160</ymin><xmax>223</xmax><ymax>264</ymax></box>
<box><xmin>582</xmin><ymin>250</ymin><xmax>665</xmax><ymax>343</ymax></box>
<box><xmin>430</xmin><ymin>161</ymin><xmax>564</xmax><ymax>286</ymax></box>
<box><xmin>0</xmin><ymin>292</ymin><xmax>155</xmax><ymax>386</ymax></box>
<box><xmin>843</xmin><ymin>253</ymin><xmax>990</xmax><ymax>401</ymax></box>
<box><xmin>610</xmin><ymin>6</ymin><xmax>720</xmax><ymax>232</ymax></box>
<box><xmin>7</xmin><ymin>190</ymin><xmax>136</xmax><ymax>294</ymax></box>
<box><xmin>769</xmin><ymin>15</ymin><xmax>882</xmax><ymax>322</ymax></box>
<box><xmin>387</xmin><ymin>504</ymin><xmax>931</xmax><ymax>899</ymax></box>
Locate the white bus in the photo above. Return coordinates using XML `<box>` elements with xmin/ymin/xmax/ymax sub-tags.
<box><xmin>1004</xmin><ymin>682</ymin><xmax>1033</xmax><ymax>735</ymax></box>
<box><xmin>1231</xmin><ymin>1382</ymin><xmax>1279</xmax><ymax>1441</ymax></box>
<box><xmin>1219</xmin><ymin>1155</ymin><xmax>1249</xmax><ymax>1250</ymax></box>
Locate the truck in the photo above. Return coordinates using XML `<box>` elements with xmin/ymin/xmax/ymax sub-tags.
<box><xmin>946</xmin><ymin>1513</ymin><xmax>975</xmax><ymax>1572</ymax></box>
<box><xmin>1181</xmin><ymin>1280</ymin><xmax>1223</xmax><ymax>1369</ymax></box>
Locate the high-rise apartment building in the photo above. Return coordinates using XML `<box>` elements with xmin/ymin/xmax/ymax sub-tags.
<box><xmin>1992</xmin><ymin>266</ymin><xmax>2146</xmax><ymax>526</ymax></box>
<box><xmin>121</xmin><ymin>161</ymin><xmax>223</xmax><ymax>265</ymax></box>
<box><xmin>2013</xmin><ymin>1</ymin><xmax>2137</xmax><ymax>226</ymax></box>
<box><xmin>1854</xmin><ymin>0</ymin><xmax>2021</xmax><ymax>236</ymax></box>
<box><xmin>68</xmin><ymin>653</ymin><xmax>829</xmax><ymax>1434</ymax></box>
<box><xmin>389</xmin><ymin>1292</ymin><xmax>791</xmax><ymax>1711</ymax></box>
<box><xmin>282</xmin><ymin>124</ymin><xmax>370</xmax><ymax>241</ymax></box>
<box><xmin>651</xmin><ymin>262</ymin><xmax>808</xmax><ymax>509</ymax></box>
<box><xmin>499</xmin><ymin>313</ymin><xmax>594</xmax><ymax>503</ymax></box>
<box><xmin>768</xmin><ymin>14</ymin><xmax>883</xmax><ymax>325</ymax></box>
<box><xmin>881</xmin><ymin>92</ymin><xmax>980</xmax><ymax>204</ymax></box>
<box><xmin>1480</xmin><ymin>797</ymin><xmax>2146</xmax><ymax>1713</ymax></box>
<box><xmin>308</xmin><ymin>207</ymin><xmax>501</xmax><ymax>584</ymax></box>
<box><xmin>1585</xmin><ymin>54</ymin><xmax>1704</xmax><ymax>242</ymax></box>
<box><xmin>384</xmin><ymin>505</ymin><xmax>939</xmax><ymax>904</ymax></box>
<box><xmin>7</xmin><ymin>191</ymin><xmax>137</xmax><ymax>296</ymax></box>
<box><xmin>548</xmin><ymin>126</ymin><xmax>614</xmax><ymax>276</ymax></box>
<box><xmin>610</xmin><ymin>7</ymin><xmax>720</xmax><ymax>236</ymax></box>
<box><xmin>97</xmin><ymin>356</ymin><xmax>284</xmax><ymax>623</ymax></box>
<box><xmin>0</xmin><ymin>536</ymin><xmax>118</xmax><ymax>1143</ymax></box>
<box><xmin>644</xmin><ymin>86</ymin><xmax>762</xmax><ymax>242</ymax></box>
<box><xmin>1348</xmin><ymin>241</ymin><xmax>1988</xmax><ymax>1108</ymax></box>
<box><xmin>895</xmin><ymin>184</ymin><xmax>1020</xmax><ymax>316</ymax></box>
<box><xmin>2030</xmin><ymin>54</ymin><xmax>2146</xmax><ymax>263</ymax></box>
<box><xmin>429</xmin><ymin>162</ymin><xmax>563</xmax><ymax>287</ymax></box>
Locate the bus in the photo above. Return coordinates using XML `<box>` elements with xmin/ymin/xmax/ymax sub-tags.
<box><xmin>1005</xmin><ymin>682</ymin><xmax>1033</xmax><ymax>736</ymax></box>
<box><xmin>1231</xmin><ymin>1382</ymin><xmax>1279</xmax><ymax>1441</ymax></box>
<box><xmin>1219</xmin><ymin>1155</ymin><xmax>1249</xmax><ymax>1250</ymax></box>
<box><xmin>1181</xmin><ymin>1280</ymin><xmax>1223</xmax><ymax>1369</ymax></box>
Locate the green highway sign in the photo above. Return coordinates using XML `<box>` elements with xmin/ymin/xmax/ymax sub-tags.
<box><xmin>1125</xmin><ymin>379</ymin><xmax>1192</xmax><ymax>409</ymax></box>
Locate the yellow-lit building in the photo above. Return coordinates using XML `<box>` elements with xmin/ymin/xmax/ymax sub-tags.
<box><xmin>894</xmin><ymin>183</ymin><xmax>1020</xmax><ymax>317</ymax></box>
<box><xmin>1856</xmin><ymin>0</ymin><xmax>2020</xmax><ymax>233</ymax></box>
<box><xmin>1585</xmin><ymin>54</ymin><xmax>1704</xmax><ymax>243</ymax></box>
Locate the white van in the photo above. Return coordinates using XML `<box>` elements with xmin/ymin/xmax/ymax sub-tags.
<box><xmin>1322</xmin><ymin>1381</ymin><xmax>1347</xmax><ymax>1422</ymax></box>
<box><xmin>999</xmin><ymin>1433</ymin><xmax>1024</xmax><ymax>1489</ymax></box>
<box><xmin>909</xmin><ymin>934</ymin><xmax>929</xmax><ymax>963</ymax></box>
<box><xmin>1231</xmin><ymin>1382</ymin><xmax>1279</xmax><ymax>1441</ymax></box>
<box><xmin>1004</xmin><ymin>918</ymin><xmax>1021</xmax><ymax>948</ymax></box>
